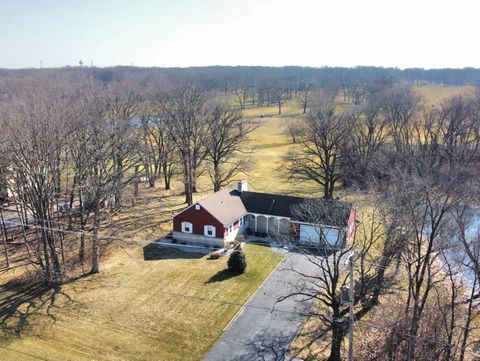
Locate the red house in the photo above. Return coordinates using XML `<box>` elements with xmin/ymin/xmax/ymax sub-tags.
<box><xmin>172</xmin><ymin>181</ymin><xmax>356</xmax><ymax>248</ymax></box>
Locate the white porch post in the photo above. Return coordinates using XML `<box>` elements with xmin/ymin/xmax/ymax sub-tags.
<box><xmin>255</xmin><ymin>215</ymin><xmax>257</xmax><ymax>232</ymax></box>
<box><xmin>277</xmin><ymin>217</ymin><xmax>280</xmax><ymax>235</ymax></box>
<box><xmin>266</xmin><ymin>217</ymin><xmax>269</xmax><ymax>234</ymax></box>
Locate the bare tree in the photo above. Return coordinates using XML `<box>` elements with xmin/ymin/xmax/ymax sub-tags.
<box><xmin>104</xmin><ymin>81</ymin><xmax>142</xmax><ymax>209</ymax></box>
<box><xmin>283</xmin><ymin>115</ymin><xmax>303</xmax><ymax>144</ymax></box>
<box><xmin>299</xmin><ymin>80</ymin><xmax>311</xmax><ymax>114</ymax></box>
<box><xmin>278</xmin><ymin>199</ymin><xmax>397</xmax><ymax>360</ymax></box>
<box><xmin>273</xmin><ymin>81</ymin><xmax>284</xmax><ymax>114</ymax></box>
<box><xmin>138</xmin><ymin>111</ymin><xmax>162</xmax><ymax>188</ymax></box>
<box><xmin>343</xmin><ymin>94</ymin><xmax>387</xmax><ymax>188</ymax></box>
<box><xmin>139</xmin><ymin>89</ymin><xmax>177</xmax><ymax>190</ymax></box>
<box><xmin>277</xmin><ymin>199</ymin><xmax>354</xmax><ymax>361</ymax></box>
<box><xmin>0</xmin><ymin>76</ymin><xmax>75</xmax><ymax>281</ymax></box>
<box><xmin>203</xmin><ymin>102</ymin><xmax>257</xmax><ymax>191</ymax></box>
<box><xmin>380</xmin><ymin>85</ymin><xmax>421</xmax><ymax>157</ymax></box>
<box><xmin>285</xmin><ymin>97</ymin><xmax>353</xmax><ymax>198</ymax></box>
<box><xmin>157</xmin><ymin>85</ymin><xmax>208</xmax><ymax>205</ymax></box>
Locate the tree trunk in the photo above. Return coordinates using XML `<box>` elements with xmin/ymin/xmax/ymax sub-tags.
<box><xmin>213</xmin><ymin>162</ymin><xmax>221</xmax><ymax>192</ymax></box>
<box><xmin>192</xmin><ymin>166</ymin><xmax>198</xmax><ymax>193</ymax></box>
<box><xmin>145</xmin><ymin>161</ymin><xmax>155</xmax><ymax>188</ymax></box>
<box><xmin>90</xmin><ymin>204</ymin><xmax>101</xmax><ymax>274</ymax></box>
<box><xmin>78</xmin><ymin>189</ymin><xmax>86</xmax><ymax>263</ymax></box>
<box><xmin>459</xmin><ymin>277</ymin><xmax>477</xmax><ymax>361</ymax></box>
<box><xmin>184</xmin><ymin>182</ymin><xmax>193</xmax><ymax>205</ymax></box>
<box><xmin>303</xmin><ymin>91</ymin><xmax>308</xmax><ymax>113</ymax></box>
<box><xmin>68</xmin><ymin>174</ymin><xmax>77</xmax><ymax>228</ymax></box>
<box><xmin>46</xmin><ymin>228</ymin><xmax>62</xmax><ymax>282</ymax></box>
<box><xmin>12</xmin><ymin>194</ymin><xmax>31</xmax><ymax>257</ymax></box>
<box><xmin>114</xmin><ymin>157</ymin><xmax>123</xmax><ymax>209</ymax></box>
<box><xmin>148</xmin><ymin>177</ymin><xmax>155</xmax><ymax>188</ymax></box>
<box><xmin>79</xmin><ymin>232</ymin><xmax>86</xmax><ymax>264</ymax></box>
<box><xmin>406</xmin><ymin>300</ymin><xmax>421</xmax><ymax>361</ymax></box>
<box><xmin>41</xmin><ymin>227</ymin><xmax>51</xmax><ymax>279</ymax></box>
<box><xmin>328</xmin><ymin>317</ymin><xmax>344</xmax><ymax>361</ymax></box>
<box><xmin>163</xmin><ymin>163</ymin><xmax>171</xmax><ymax>190</ymax></box>
<box><xmin>324</xmin><ymin>179</ymin><xmax>334</xmax><ymax>199</ymax></box>
<box><xmin>133</xmin><ymin>165</ymin><xmax>140</xmax><ymax>203</ymax></box>
<box><xmin>0</xmin><ymin>207</ymin><xmax>10</xmax><ymax>268</ymax></box>
<box><xmin>55</xmin><ymin>199</ymin><xmax>66</xmax><ymax>266</ymax></box>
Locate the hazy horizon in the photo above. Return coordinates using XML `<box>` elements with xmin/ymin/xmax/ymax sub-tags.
<box><xmin>1</xmin><ymin>0</ymin><xmax>479</xmax><ymax>69</ymax></box>
<box><xmin>2</xmin><ymin>64</ymin><xmax>480</xmax><ymax>71</ymax></box>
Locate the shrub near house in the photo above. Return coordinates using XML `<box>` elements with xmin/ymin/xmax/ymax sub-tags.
<box><xmin>228</xmin><ymin>249</ymin><xmax>247</xmax><ymax>274</ymax></box>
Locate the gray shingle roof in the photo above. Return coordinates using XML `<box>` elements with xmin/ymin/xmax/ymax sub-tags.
<box><xmin>197</xmin><ymin>187</ymin><xmax>246</xmax><ymax>226</ymax></box>
<box><xmin>193</xmin><ymin>187</ymin><xmax>351</xmax><ymax>228</ymax></box>
<box><xmin>239</xmin><ymin>191</ymin><xmax>351</xmax><ymax>227</ymax></box>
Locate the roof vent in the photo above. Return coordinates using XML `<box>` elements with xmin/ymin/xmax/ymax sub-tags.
<box><xmin>237</xmin><ymin>180</ymin><xmax>248</xmax><ymax>193</ymax></box>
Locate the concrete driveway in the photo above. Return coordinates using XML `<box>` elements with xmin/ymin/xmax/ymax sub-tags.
<box><xmin>203</xmin><ymin>251</ymin><xmax>320</xmax><ymax>361</ymax></box>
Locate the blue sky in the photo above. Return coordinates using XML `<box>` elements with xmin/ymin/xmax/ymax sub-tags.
<box><xmin>1</xmin><ymin>0</ymin><xmax>479</xmax><ymax>69</ymax></box>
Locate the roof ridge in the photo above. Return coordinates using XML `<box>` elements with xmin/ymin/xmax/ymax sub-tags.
<box><xmin>242</xmin><ymin>190</ymin><xmax>308</xmax><ymax>199</ymax></box>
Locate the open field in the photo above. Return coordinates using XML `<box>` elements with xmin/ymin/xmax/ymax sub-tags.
<box><xmin>0</xmin><ymin>85</ymin><xmax>473</xmax><ymax>361</ymax></box>
<box><xmin>414</xmin><ymin>85</ymin><xmax>476</xmax><ymax>106</ymax></box>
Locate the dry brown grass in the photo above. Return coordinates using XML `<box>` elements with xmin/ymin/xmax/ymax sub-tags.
<box><xmin>0</xmin><ymin>84</ymin><xmax>473</xmax><ymax>361</ymax></box>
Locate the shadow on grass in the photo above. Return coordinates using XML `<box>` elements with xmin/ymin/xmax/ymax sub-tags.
<box><xmin>205</xmin><ymin>269</ymin><xmax>241</xmax><ymax>284</ymax></box>
<box><xmin>0</xmin><ymin>278</ymin><xmax>76</xmax><ymax>342</ymax></box>
<box><xmin>142</xmin><ymin>243</ymin><xmax>204</xmax><ymax>261</ymax></box>
<box><xmin>247</xmin><ymin>239</ymin><xmax>272</xmax><ymax>247</ymax></box>
<box><xmin>289</xmin><ymin>245</ymin><xmax>338</xmax><ymax>258</ymax></box>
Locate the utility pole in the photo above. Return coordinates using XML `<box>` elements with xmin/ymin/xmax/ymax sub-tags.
<box><xmin>347</xmin><ymin>251</ymin><xmax>355</xmax><ymax>361</ymax></box>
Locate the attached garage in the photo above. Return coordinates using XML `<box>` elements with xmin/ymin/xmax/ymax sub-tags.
<box><xmin>299</xmin><ymin>224</ymin><xmax>340</xmax><ymax>246</ymax></box>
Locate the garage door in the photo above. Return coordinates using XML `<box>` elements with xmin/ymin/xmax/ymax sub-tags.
<box><xmin>300</xmin><ymin>225</ymin><xmax>320</xmax><ymax>243</ymax></box>
<box><xmin>299</xmin><ymin>225</ymin><xmax>339</xmax><ymax>245</ymax></box>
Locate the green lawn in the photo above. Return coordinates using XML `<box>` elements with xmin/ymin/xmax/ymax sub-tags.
<box><xmin>0</xmin><ymin>243</ymin><xmax>282</xmax><ymax>361</ymax></box>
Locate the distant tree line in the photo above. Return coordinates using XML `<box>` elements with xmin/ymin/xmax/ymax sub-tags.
<box><xmin>1</xmin><ymin>66</ymin><xmax>480</xmax><ymax>108</ymax></box>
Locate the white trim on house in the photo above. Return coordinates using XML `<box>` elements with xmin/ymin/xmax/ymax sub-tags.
<box><xmin>204</xmin><ymin>225</ymin><xmax>216</xmax><ymax>237</ymax></box>
<box><xmin>181</xmin><ymin>221</ymin><xmax>193</xmax><ymax>233</ymax></box>
<box><xmin>173</xmin><ymin>231</ymin><xmax>224</xmax><ymax>248</ymax></box>
<box><xmin>290</xmin><ymin>220</ymin><xmax>344</xmax><ymax>230</ymax></box>
<box><xmin>246</xmin><ymin>212</ymin><xmax>290</xmax><ymax>234</ymax></box>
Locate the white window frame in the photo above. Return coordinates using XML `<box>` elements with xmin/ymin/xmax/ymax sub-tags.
<box><xmin>181</xmin><ymin>221</ymin><xmax>193</xmax><ymax>233</ymax></box>
<box><xmin>239</xmin><ymin>217</ymin><xmax>243</xmax><ymax>227</ymax></box>
<box><xmin>195</xmin><ymin>204</ymin><xmax>200</xmax><ymax>210</ymax></box>
<box><xmin>250</xmin><ymin>214</ymin><xmax>255</xmax><ymax>220</ymax></box>
<box><xmin>228</xmin><ymin>224</ymin><xmax>233</xmax><ymax>233</ymax></box>
<box><xmin>204</xmin><ymin>225</ymin><xmax>216</xmax><ymax>237</ymax></box>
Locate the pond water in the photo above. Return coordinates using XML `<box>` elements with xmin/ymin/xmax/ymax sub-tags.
<box><xmin>447</xmin><ymin>208</ymin><xmax>480</xmax><ymax>285</ymax></box>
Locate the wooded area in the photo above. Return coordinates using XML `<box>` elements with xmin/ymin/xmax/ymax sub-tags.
<box><xmin>0</xmin><ymin>67</ymin><xmax>479</xmax><ymax>360</ymax></box>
